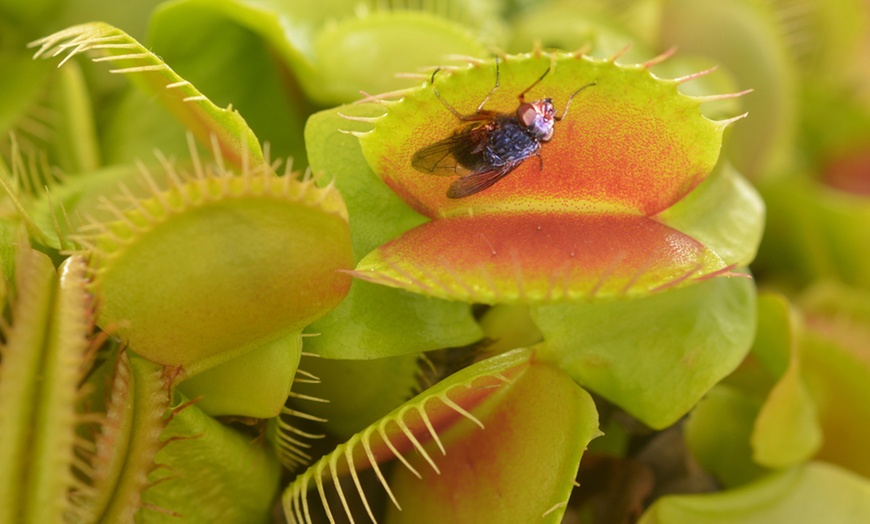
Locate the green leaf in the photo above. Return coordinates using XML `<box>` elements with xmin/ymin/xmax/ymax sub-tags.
<box><xmin>27</xmin><ymin>163</ymin><xmax>158</xmax><ymax>250</ymax></box>
<box><xmin>508</xmin><ymin>2</ymin><xmax>654</xmax><ymax>60</ymax></box>
<box><xmin>289</xmin><ymin>351</ymin><xmax>422</xmax><ymax>440</ymax></box>
<box><xmin>47</xmin><ymin>60</ymin><xmax>101</xmax><ymax>173</ymax></box>
<box><xmin>310</xmin><ymin>9</ymin><xmax>490</xmax><ymax>104</ymax></box>
<box><xmin>101</xmin><ymin>88</ymin><xmax>189</xmax><ymax>166</ymax></box>
<box><xmin>0</xmin><ymin>51</ymin><xmax>52</xmax><ymax>145</ymax></box>
<box><xmin>798</xmin><ymin>283</ymin><xmax>870</xmax><ymax>478</ymax></box>
<box><xmin>94</xmin><ymin>355</ymin><xmax>172</xmax><ymax>522</ymax></box>
<box><xmin>143</xmin><ymin>389</ymin><xmax>282</xmax><ymax>523</ymax></box>
<box><xmin>639</xmin><ymin>462</ymin><xmax>870</xmax><ymax>524</ymax></box>
<box><xmin>684</xmin><ymin>384</ymin><xmax>768</xmax><ymax>488</ymax></box>
<box><xmin>149</xmin><ymin>0</ymin><xmax>491</xmax><ymax>109</ymax></box>
<box><xmin>477</xmin><ymin>303</ymin><xmax>543</xmax><ymax>355</ymax></box>
<box><xmin>757</xmin><ymin>168</ymin><xmax>870</xmax><ymax>288</ymax></box>
<box><xmin>750</xmin><ymin>295</ymin><xmax>822</xmax><ymax>469</ymax></box>
<box><xmin>304</xmin><ymin>280</ymin><xmax>482</xmax><ymax>359</ymax></box>
<box><xmin>532</xmin><ymin>273</ymin><xmax>756</xmax><ymax>428</ymax></box>
<box><xmin>176</xmin><ymin>332</ymin><xmax>302</xmax><ymax>418</ymax></box>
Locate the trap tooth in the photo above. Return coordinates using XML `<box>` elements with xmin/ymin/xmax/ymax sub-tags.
<box><xmin>672</xmin><ymin>65</ymin><xmax>720</xmax><ymax>84</ymax></box>
<box><xmin>607</xmin><ymin>41</ymin><xmax>635</xmax><ymax>63</ymax></box>
<box><xmin>338</xmin><ymin>113</ymin><xmax>382</xmax><ymax>123</ymax></box>
<box><xmin>717</xmin><ymin>111</ymin><xmax>751</xmax><ymax>128</ymax></box>
<box><xmin>642</xmin><ymin>46</ymin><xmax>679</xmax><ymax>68</ymax></box>
<box><xmin>78</xmin><ymin>157</ymin><xmax>353</xmax><ymax>374</ymax></box>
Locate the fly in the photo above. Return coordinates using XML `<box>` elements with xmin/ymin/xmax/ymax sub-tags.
<box><xmin>412</xmin><ymin>58</ymin><xmax>595</xmax><ymax>198</ymax></box>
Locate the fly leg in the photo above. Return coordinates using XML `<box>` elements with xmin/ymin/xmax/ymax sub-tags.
<box><xmin>474</xmin><ymin>56</ymin><xmax>501</xmax><ymax>113</ymax></box>
<box><xmin>518</xmin><ymin>63</ymin><xmax>552</xmax><ymax>104</ymax></box>
<box><xmin>431</xmin><ymin>58</ymin><xmax>502</xmax><ymax>122</ymax></box>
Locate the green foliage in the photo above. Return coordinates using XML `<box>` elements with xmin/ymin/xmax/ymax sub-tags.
<box><xmin>1</xmin><ymin>0</ymin><xmax>869</xmax><ymax>523</ymax></box>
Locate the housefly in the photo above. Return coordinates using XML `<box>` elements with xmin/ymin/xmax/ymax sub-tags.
<box><xmin>412</xmin><ymin>59</ymin><xmax>595</xmax><ymax>198</ymax></box>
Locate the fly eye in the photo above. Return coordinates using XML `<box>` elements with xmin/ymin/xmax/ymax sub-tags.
<box><xmin>517</xmin><ymin>104</ymin><xmax>537</xmax><ymax>127</ymax></box>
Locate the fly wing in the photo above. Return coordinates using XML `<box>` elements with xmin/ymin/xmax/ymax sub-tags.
<box><xmin>411</xmin><ymin>124</ymin><xmax>490</xmax><ymax>175</ymax></box>
<box><xmin>446</xmin><ymin>162</ymin><xmax>520</xmax><ymax>198</ymax></box>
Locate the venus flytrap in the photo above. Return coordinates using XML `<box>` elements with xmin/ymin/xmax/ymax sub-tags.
<box><xmin>659</xmin><ymin>0</ymin><xmax>800</xmax><ymax>182</ymax></box>
<box><xmin>2</xmin><ymin>142</ymin><xmax>354</xmax><ymax>520</ymax></box>
<box><xmin>282</xmin><ymin>348</ymin><xmax>600</xmax><ymax>524</ymax></box>
<box><xmin>289</xmin><ymin>48</ymin><xmax>763</xmax><ymax>521</ymax></box>
<box><xmin>639</xmin><ymin>462</ymin><xmax>870</xmax><ymax>524</ymax></box>
<box><xmin>0</xmin><ymin>247</ymin><xmax>94</xmax><ymax>523</ymax></box>
<box><xmin>76</xmin><ymin>145</ymin><xmax>352</xmax><ymax>381</ymax></box>
<box><xmin>288</xmin><ymin>352</ymin><xmax>424</xmax><ymax>440</ymax></box>
<box><xmin>350</xmin><ymin>51</ymin><xmax>756</xmax><ymax>303</ymax></box>
<box><xmin>316</xmin><ymin>51</ymin><xmax>763</xmax><ymax>430</ymax></box>
<box><xmin>5</xmin><ymin>1</ymin><xmax>867</xmax><ymax>522</ymax></box>
<box><xmin>2</xmin><ymin>21</ymin><xmax>357</xmax><ymax>522</ymax></box>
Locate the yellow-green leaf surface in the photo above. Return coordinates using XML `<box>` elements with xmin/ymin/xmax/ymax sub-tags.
<box><xmin>684</xmin><ymin>384</ymin><xmax>768</xmax><ymax>488</ymax></box>
<box><xmin>84</xmin><ymin>160</ymin><xmax>352</xmax><ymax>376</ymax></box>
<box><xmin>93</xmin><ymin>354</ymin><xmax>171</xmax><ymax>523</ymax></box>
<box><xmin>758</xmin><ymin>171</ymin><xmax>870</xmax><ymax>289</ymax></box>
<box><xmin>508</xmin><ymin>1</ymin><xmax>655</xmax><ymax>59</ymax></box>
<box><xmin>149</xmin><ymin>0</ymin><xmax>491</xmax><ymax>108</ymax></box>
<box><xmin>149</xmin><ymin>0</ymin><xmax>315</xmax><ymax>164</ymax></box>
<box><xmin>288</xmin><ymin>351</ymin><xmax>422</xmax><ymax>440</ymax></box>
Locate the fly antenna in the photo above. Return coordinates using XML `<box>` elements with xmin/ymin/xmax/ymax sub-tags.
<box><xmin>557</xmin><ymin>81</ymin><xmax>596</xmax><ymax>121</ymax></box>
